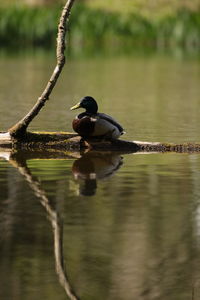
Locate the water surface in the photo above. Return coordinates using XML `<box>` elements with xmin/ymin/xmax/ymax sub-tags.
<box><xmin>0</xmin><ymin>51</ymin><xmax>200</xmax><ymax>300</ymax></box>
<box><xmin>0</xmin><ymin>51</ymin><xmax>200</xmax><ymax>142</ymax></box>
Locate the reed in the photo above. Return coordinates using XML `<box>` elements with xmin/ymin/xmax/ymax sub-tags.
<box><xmin>0</xmin><ymin>4</ymin><xmax>200</xmax><ymax>51</ymax></box>
<box><xmin>0</xmin><ymin>5</ymin><xmax>59</xmax><ymax>46</ymax></box>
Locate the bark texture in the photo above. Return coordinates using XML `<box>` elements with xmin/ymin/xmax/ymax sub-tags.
<box><xmin>1</xmin><ymin>131</ymin><xmax>200</xmax><ymax>154</ymax></box>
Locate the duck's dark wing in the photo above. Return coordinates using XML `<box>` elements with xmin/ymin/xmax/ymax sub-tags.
<box><xmin>97</xmin><ymin>113</ymin><xmax>124</xmax><ymax>133</ymax></box>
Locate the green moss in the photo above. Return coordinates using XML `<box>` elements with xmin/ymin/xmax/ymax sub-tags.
<box><xmin>9</xmin><ymin>131</ymin><xmax>200</xmax><ymax>153</ymax></box>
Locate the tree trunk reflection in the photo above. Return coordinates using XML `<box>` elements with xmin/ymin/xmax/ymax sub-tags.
<box><xmin>9</xmin><ymin>155</ymin><xmax>79</xmax><ymax>300</ymax></box>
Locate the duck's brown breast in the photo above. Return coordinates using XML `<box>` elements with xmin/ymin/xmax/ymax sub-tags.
<box><xmin>72</xmin><ymin>116</ymin><xmax>95</xmax><ymax>137</ymax></box>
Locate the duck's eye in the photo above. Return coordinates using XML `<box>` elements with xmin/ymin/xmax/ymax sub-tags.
<box><xmin>83</xmin><ymin>101</ymin><xmax>89</xmax><ymax>106</ymax></box>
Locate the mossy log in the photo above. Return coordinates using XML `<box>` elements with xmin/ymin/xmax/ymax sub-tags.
<box><xmin>1</xmin><ymin>131</ymin><xmax>200</xmax><ymax>153</ymax></box>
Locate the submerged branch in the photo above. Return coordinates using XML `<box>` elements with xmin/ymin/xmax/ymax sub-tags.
<box><xmin>8</xmin><ymin>0</ymin><xmax>75</xmax><ymax>138</ymax></box>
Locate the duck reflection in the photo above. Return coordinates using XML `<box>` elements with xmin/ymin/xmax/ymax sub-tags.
<box><xmin>72</xmin><ymin>151</ymin><xmax>123</xmax><ymax>196</ymax></box>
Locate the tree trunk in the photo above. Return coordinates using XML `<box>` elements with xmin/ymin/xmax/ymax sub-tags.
<box><xmin>1</xmin><ymin>131</ymin><xmax>200</xmax><ymax>154</ymax></box>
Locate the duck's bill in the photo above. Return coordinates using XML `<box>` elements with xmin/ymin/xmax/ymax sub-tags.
<box><xmin>70</xmin><ymin>102</ymin><xmax>81</xmax><ymax>110</ymax></box>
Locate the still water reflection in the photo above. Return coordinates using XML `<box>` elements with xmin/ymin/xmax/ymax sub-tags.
<box><xmin>72</xmin><ymin>152</ymin><xmax>123</xmax><ymax>196</ymax></box>
<box><xmin>1</xmin><ymin>51</ymin><xmax>200</xmax><ymax>300</ymax></box>
<box><xmin>1</xmin><ymin>150</ymin><xmax>200</xmax><ymax>300</ymax></box>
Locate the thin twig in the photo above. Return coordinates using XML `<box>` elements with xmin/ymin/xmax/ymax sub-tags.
<box><xmin>8</xmin><ymin>0</ymin><xmax>75</xmax><ymax>138</ymax></box>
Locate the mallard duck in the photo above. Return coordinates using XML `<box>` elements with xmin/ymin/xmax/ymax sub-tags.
<box><xmin>70</xmin><ymin>96</ymin><xmax>124</xmax><ymax>139</ymax></box>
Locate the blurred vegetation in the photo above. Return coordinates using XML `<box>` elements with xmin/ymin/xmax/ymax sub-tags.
<box><xmin>85</xmin><ymin>0</ymin><xmax>200</xmax><ymax>17</ymax></box>
<box><xmin>0</xmin><ymin>1</ymin><xmax>200</xmax><ymax>52</ymax></box>
<box><xmin>2</xmin><ymin>0</ymin><xmax>200</xmax><ymax>16</ymax></box>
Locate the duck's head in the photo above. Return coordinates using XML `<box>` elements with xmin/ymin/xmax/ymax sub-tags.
<box><xmin>70</xmin><ymin>96</ymin><xmax>98</xmax><ymax>114</ymax></box>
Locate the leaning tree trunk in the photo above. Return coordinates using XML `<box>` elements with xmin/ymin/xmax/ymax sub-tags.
<box><xmin>8</xmin><ymin>0</ymin><xmax>75</xmax><ymax>139</ymax></box>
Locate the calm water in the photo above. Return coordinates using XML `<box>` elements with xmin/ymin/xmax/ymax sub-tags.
<box><xmin>1</xmin><ymin>51</ymin><xmax>200</xmax><ymax>300</ymax></box>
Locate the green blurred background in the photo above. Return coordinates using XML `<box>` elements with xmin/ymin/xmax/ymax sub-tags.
<box><xmin>1</xmin><ymin>0</ymin><xmax>200</xmax><ymax>52</ymax></box>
